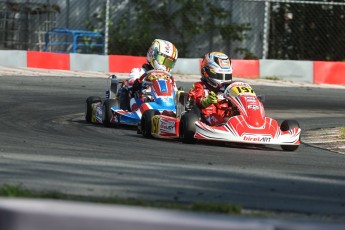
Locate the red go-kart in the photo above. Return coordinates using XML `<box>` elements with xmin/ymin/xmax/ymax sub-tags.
<box><xmin>139</xmin><ymin>81</ymin><xmax>301</xmax><ymax>151</ymax></box>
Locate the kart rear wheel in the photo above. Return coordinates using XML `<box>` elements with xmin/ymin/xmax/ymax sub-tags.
<box><xmin>102</xmin><ymin>99</ymin><xmax>119</xmax><ymax>127</ymax></box>
<box><xmin>179</xmin><ymin>112</ymin><xmax>198</xmax><ymax>144</ymax></box>
<box><xmin>280</xmin><ymin>120</ymin><xmax>300</xmax><ymax>151</ymax></box>
<box><xmin>85</xmin><ymin>96</ymin><xmax>101</xmax><ymax>123</ymax></box>
<box><xmin>141</xmin><ymin>109</ymin><xmax>160</xmax><ymax>138</ymax></box>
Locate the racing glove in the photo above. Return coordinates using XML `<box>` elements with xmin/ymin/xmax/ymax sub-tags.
<box><xmin>132</xmin><ymin>78</ymin><xmax>142</xmax><ymax>91</ymax></box>
<box><xmin>201</xmin><ymin>91</ymin><xmax>218</xmax><ymax>108</ymax></box>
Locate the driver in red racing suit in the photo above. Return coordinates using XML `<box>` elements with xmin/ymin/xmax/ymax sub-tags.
<box><xmin>189</xmin><ymin>52</ymin><xmax>234</xmax><ymax>126</ymax></box>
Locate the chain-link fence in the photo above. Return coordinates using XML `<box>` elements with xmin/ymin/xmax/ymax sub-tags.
<box><xmin>1</xmin><ymin>0</ymin><xmax>344</xmax><ymax>61</ymax></box>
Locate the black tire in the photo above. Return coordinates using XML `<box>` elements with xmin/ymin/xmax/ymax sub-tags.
<box><xmin>141</xmin><ymin>109</ymin><xmax>160</xmax><ymax>138</ymax></box>
<box><xmin>179</xmin><ymin>112</ymin><xmax>199</xmax><ymax>144</ymax></box>
<box><xmin>280</xmin><ymin>120</ymin><xmax>300</xmax><ymax>151</ymax></box>
<box><xmin>85</xmin><ymin>96</ymin><xmax>102</xmax><ymax>123</ymax></box>
<box><xmin>102</xmin><ymin>99</ymin><xmax>119</xmax><ymax>127</ymax></box>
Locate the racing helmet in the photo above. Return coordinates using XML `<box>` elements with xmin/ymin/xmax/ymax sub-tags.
<box><xmin>146</xmin><ymin>39</ymin><xmax>178</xmax><ymax>72</ymax></box>
<box><xmin>201</xmin><ymin>52</ymin><xmax>233</xmax><ymax>89</ymax></box>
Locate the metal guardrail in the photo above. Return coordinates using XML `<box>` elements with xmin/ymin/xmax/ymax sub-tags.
<box><xmin>44</xmin><ymin>28</ymin><xmax>105</xmax><ymax>55</ymax></box>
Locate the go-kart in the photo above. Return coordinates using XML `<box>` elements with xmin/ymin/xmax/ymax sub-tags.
<box><xmin>139</xmin><ymin>81</ymin><xmax>301</xmax><ymax>151</ymax></box>
<box><xmin>85</xmin><ymin>70</ymin><xmax>178</xmax><ymax>127</ymax></box>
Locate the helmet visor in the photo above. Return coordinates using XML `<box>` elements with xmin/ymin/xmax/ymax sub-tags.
<box><xmin>215</xmin><ymin>73</ymin><xmax>232</xmax><ymax>81</ymax></box>
<box><xmin>207</xmin><ymin>68</ymin><xmax>232</xmax><ymax>81</ymax></box>
<box><xmin>156</xmin><ymin>53</ymin><xmax>176</xmax><ymax>69</ymax></box>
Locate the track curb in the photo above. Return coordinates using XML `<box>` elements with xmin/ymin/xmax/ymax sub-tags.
<box><xmin>302</xmin><ymin>127</ymin><xmax>345</xmax><ymax>155</ymax></box>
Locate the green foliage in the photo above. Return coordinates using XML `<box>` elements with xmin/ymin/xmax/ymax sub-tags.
<box><xmin>164</xmin><ymin>0</ymin><xmax>208</xmax><ymax>56</ymax></box>
<box><xmin>264</xmin><ymin>76</ymin><xmax>281</xmax><ymax>81</ymax></box>
<box><xmin>235</xmin><ymin>47</ymin><xmax>258</xmax><ymax>59</ymax></box>
<box><xmin>268</xmin><ymin>2</ymin><xmax>345</xmax><ymax>61</ymax></box>
<box><xmin>191</xmin><ymin>202</ymin><xmax>241</xmax><ymax>214</ymax></box>
<box><xmin>0</xmin><ymin>184</ymin><xmax>32</xmax><ymax>197</ymax></box>
<box><xmin>340</xmin><ymin>127</ymin><xmax>345</xmax><ymax>139</ymax></box>
<box><xmin>164</xmin><ymin>0</ymin><xmax>251</xmax><ymax>57</ymax></box>
<box><xmin>0</xmin><ymin>184</ymin><xmax>67</xmax><ymax>199</ymax></box>
<box><xmin>109</xmin><ymin>0</ymin><xmax>156</xmax><ymax>56</ymax></box>
<box><xmin>0</xmin><ymin>184</ymin><xmax>241</xmax><ymax>215</ymax></box>
<box><xmin>86</xmin><ymin>0</ymin><xmax>251</xmax><ymax>57</ymax></box>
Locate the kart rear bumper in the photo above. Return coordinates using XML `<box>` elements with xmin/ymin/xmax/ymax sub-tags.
<box><xmin>194</xmin><ymin>117</ymin><xmax>301</xmax><ymax>146</ymax></box>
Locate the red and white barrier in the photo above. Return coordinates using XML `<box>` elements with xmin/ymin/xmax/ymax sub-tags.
<box><xmin>314</xmin><ymin>61</ymin><xmax>345</xmax><ymax>85</ymax></box>
<box><xmin>1</xmin><ymin>50</ymin><xmax>344</xmax><ymax>85</ymax></box>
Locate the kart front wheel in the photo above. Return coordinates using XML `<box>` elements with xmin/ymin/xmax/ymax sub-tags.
<box><xmin>85</xmin><ymin>96</ymin><xmax>101</xmax><ymax>123</ymax></box>
<box><xmin>179</xmin><ymin>112</ymin><xmax>198</xmax><ymax>144</ymax></box>
<box><xmin>141</xmin><ymin>109</ymin><xmax>160</xmax><ymax>138</ymax></box>
<box><xmin>102</xmin><ymin>99</ymin><xmax>119</xmax><ymax>127</ymax></box>
<box><xmin>280</xmin><ymin>120</ymin><xmax>300</xmax><ymax>151</ymax></box>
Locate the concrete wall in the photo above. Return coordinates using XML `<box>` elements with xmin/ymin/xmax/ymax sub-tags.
<box><xmin>70</xmin><ymin>53</ymin><xmax>108</xmax><ymax>72</ymax></box>
<box><xmin>260</xmin><ymin>60</ymin><xmax>313</xmax><ymax>83</ymax></box>
<box><xmin>173</xmin><ymin>58</ymin><xmax>201</xmax><ymax>75</ymax></box>
<box><xmin>0</xmin><ymin>50</ymin><xmax>27</xmax><ymax>67</ymax></box>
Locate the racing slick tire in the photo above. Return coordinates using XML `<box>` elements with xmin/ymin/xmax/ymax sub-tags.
<box><xmin>179</xmin><ymin>112</ymin><xmax>198</xmax><ymax>144</ymax></box>
<box><xmin>141</xmin><ymin>109</ymin><xmax>160</xmax><ymax>138</ymax></box>
<box><xmin>280</xmin><ymin>120</ymin><xmax>300</xmax><ymax>151</ymax></box>
<box><xmin>85</xmin><ymin>96</ymin><xmax>102</xmax><ymax>123</ymax></box>
<box><xmin>102</xmin><ymin>99</ymin><xmax>119</xmax><ymax>127</ymax></box>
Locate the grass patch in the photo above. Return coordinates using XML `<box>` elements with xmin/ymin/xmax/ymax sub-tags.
<box><xmin>263</xmin><ymin>76</ymin><xmax>281</xmax><ymax>81</ymax></box>
<box><xmin>0</xmin><ymin>184</ymin><xmax>241</xmax><ymax>215</ymax></box>
<box><xmin>2</xmin><ymin>184</ymin><xmax>336</xmax><ymax>221</ymax></box>
<box><xmin>0</xmin><ymin>184</ymin><xmax>71</xmax><ymax>200</ymax></box>
<box><xmin>340</xmin><ymin>127</ymin><xmax>345</xmax><ymax>139</ymax></box>
<box><xmin>191</xmin><ymin>202</ymin><xmax>241</xmax><ymax>214</ymax></box>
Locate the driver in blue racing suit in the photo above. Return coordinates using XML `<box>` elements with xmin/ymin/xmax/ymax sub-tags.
<box><xmin>119</xmin><ymin>39</ymin><xmax>178</xmax><ymax>111</ymax></box>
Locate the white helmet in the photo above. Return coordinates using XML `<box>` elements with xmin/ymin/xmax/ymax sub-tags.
<box><xmin>201</xmin><ymin>52</ymin><xmax>233</xmax><ymax>89</ymax></box>
<box><xmin>146</xmin><ymin>39</ymin><xmax>178</xmax><ymax>72</ymax></box>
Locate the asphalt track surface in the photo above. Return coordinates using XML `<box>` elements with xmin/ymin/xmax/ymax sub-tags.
<box><xmin>0</xmin><ymin>74</ymin><xmax>345</xmax><ymax>221</ymax></box>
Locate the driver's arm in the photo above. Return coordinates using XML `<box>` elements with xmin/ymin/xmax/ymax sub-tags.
<box><xmin>132</xmin><ymin>73</ymin><xmax>147</xmax><ymax>91</ymax></box>
<box><xmin>189</xmin><ymin>82</ymin><xmax>206</xmax><ymax>108</ymax></box>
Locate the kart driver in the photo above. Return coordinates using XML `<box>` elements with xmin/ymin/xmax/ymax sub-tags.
<box><xmin>119</xmin><ymin>39</ymin><xmax>178</xmax><ymax>110</ymax></box>
<box><xmin>188</xmin><ymin>51</ymin><xmax>234</xmax><ymax>126</ymax></box>
<box><xmin>131</xmin><ymin>39</ymin><xmax>178</xmax><ymax>96</ymax></box>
